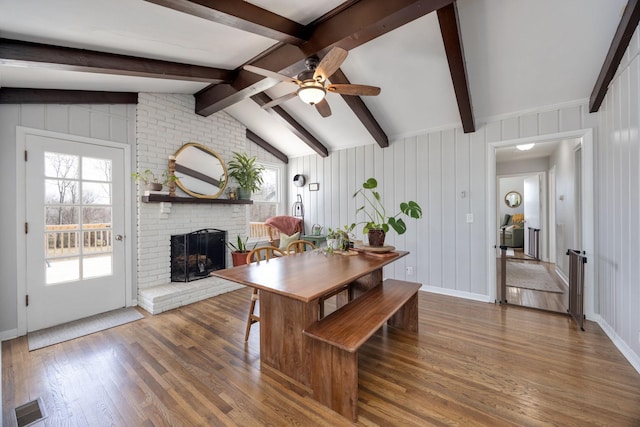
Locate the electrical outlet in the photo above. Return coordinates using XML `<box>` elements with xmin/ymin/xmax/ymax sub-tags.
<box><xmin>466</xmin><ymin>213</ymin><xmax>474</xmax><ymax>223</ymax></box>
<box><xmin>406</xmin><ymin>266</ymin><xmax>414</xmax><ymax>276</ymax></box>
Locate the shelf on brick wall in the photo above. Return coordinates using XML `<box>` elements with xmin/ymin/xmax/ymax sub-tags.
<box><xmin>142</xmin><ymin>194</ymin><xmax>253</xmax><ymax>204</ymax></box>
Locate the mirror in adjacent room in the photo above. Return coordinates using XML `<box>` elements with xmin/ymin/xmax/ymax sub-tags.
<box><xmin>173</xmin><ymin>142</ymin><xmax>227</xmax><ymax>199</ymax></box>
<box><xmin>504</xmin><ymin>191</ymin><xmax>522</xmax><ymax>208</ymax></box>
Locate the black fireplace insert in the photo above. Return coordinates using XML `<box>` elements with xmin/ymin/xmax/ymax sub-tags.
<box><xmin>171</xmin><ymin>228</ymin><xmax>226</xmax><ymax>282</ymax></box>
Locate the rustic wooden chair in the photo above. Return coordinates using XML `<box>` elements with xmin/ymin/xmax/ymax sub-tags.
<box><xmin>285</xmin><ymin>239</ymin><xmax>317</xmax><ymax>254</ymax></box>
<box><xmin>243</xmin><ymin>246</ymin><xmax>286</xmax><ymax>341</ymax></box>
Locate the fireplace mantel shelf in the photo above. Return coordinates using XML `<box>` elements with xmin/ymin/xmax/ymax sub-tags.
<box><xmin>142</xmin><ymin>194</ymin><xmax>253</xmax><ymax>204</ymax></box>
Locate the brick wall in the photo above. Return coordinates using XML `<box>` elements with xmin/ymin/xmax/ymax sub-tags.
<box><xmin>135</xmin><ymin>93</ymin><xmax>249</xmax><ymax>313</ymax></box>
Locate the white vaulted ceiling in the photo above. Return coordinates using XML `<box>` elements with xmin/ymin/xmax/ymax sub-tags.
<box><xmin>0</xmin><ymin>0</ymin><xmax>628</xmax><ymax>157</ymax></box>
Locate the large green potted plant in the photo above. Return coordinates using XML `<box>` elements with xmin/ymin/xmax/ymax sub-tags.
<box><xmin>227</xmin><ymin>152</ymin><xmax>264</xmax><ymax>200</ymax></box>
<box><xmin>353</xmin><ymin>177</ymin><xmax>423</xmax><ymax>247</ymax></box>
<box><xmin>225</xmin><ymin>235</ymin><xmax>257</xmax><ymax>266</ymax></box>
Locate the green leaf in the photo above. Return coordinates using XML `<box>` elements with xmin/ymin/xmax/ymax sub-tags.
<box><xmin>400</xmin><ymin>201</ymin><xmax>423</xmax><ymax>219</ymax></box>
<box><xmin>388</xmin><ymin>218</ymin><xmax>406</xmax><ymax>234</ymax></box>
<box><xmin>363</xmin><ymin>178</ymin><xmax>377</xmax><ymax>189</ymax></box>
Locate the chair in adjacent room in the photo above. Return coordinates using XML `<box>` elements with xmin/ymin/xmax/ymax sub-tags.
<box><xmin>244</xmin><ymin>246</ymin><xmax>286</xmax><ymax>341</ymax></box>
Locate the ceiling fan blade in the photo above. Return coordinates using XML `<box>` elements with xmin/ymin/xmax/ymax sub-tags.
<box><xmin>315</xmin><ymin>98</ymin><xmax>332</xmax><ymax>117</ymax></box>
<box><xmin>260</xmin><ymin>92</ymin><xmax>297</xmax><ymax>109</ymax></box>
<box><xmin>327</xmin><ymin>84</ymin><xmax>381</xmax><ymax>96</ymax></box>
<box><xmin>243</xmin><ymin>65</ymin><xmax>300</xmax><ymax>85</ymax></box>
<box><xmin>313</xmin><ymin>47</ymin><xmax>348</xmax><ymax>82</ymax></box>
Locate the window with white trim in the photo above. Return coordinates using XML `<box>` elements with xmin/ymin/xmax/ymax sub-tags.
<box><xmin>249</xmin><ymin>162</ymin><xmax>285</xmax><ymax>240</ymax></box>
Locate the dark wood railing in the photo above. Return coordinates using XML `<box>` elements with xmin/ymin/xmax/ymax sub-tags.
<box><xmin>566</xmin><ymin>249</ymin><xmax>587</xmax><ymax>331</ymax></box>
<box><xmin>498</xmin><ymin>246</ymin><xmax>508</xmax><ymax>304</ymax></box>
<box><xmin>527</xmin><ymin>227</ymin><xmax>540</xmax><ymax>260</ymax></box>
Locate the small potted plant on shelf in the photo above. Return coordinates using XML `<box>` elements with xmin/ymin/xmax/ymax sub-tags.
<box><xmin>227</xmin><ymin>152</ymin><xmax>264</xmax><ymax>200</ymax></box>
<box><xmin>131</xmin><ymin>169</ymin><xmax>175</xmax><ymax>192</ymax></box>
<box><xmin>353</xmin><ymin>177</ymin><xmax>423</xmax><ymax>247</ymax></box>
<box><xmin>225</xmin><ymin>235</ymin><xmax>257</xmax><ymax>266</ymax></box>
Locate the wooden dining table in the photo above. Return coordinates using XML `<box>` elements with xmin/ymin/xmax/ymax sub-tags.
<box><xmin>211</xmin><ymin>249</ymin><xmax>408</xmax><ymax>387</ymax></box>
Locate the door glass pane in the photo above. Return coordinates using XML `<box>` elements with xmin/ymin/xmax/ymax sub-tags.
<box><xmin>46</xmin><ymin>206</ymin><xmax>79</xmax><ymax>226</ymax></box>
<box><xmin>82</xmin><ymin>182</ymin><xmax>111</xmax><ymax>204</ymax></box>
<box><xmin>45</xmin><ymin>231</ymin><xmax>80</xmax><ymax>257</ymax></box>
<box><xmin>46</xmin><ymin>258</ymin><xmax>80</xmax><ymax>285</ymax></box>
<box><xmin>45</xmin><ymin>153</ymin><xmax>78</xmax><ymax>179</ymax></box>
<box><xmin>45</xmin><ymin>180</ymin><xmax>79</xmax><ymax>204</ymax></box>
<box><xmin>83</xmin><ymin>255</ymin><xmax>112</xmax><ymax>279</ymax></box>
<box><xmin>82</xmin><ymin>157</ymin><xmax>111</xmax><ymax>182</ymax></box>
<box><xmin>83</xmin><ymin>206</ymin><xmax>111</xmax><ymax>224</ymax></box>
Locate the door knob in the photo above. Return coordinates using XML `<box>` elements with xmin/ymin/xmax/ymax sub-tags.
<box><xmin>115</xmin><ymin>234</ymin><xmax>124</xmax><ymax>241</ymax></box>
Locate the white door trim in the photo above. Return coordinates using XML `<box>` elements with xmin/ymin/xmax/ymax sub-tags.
<box><xmin>16</xmin><ymin>127</ymin><xmax>133</xmax><ymax>336</ymax></box>
<box><xmin>486</xmin><ymin>129</ymin><xmax>595</xmax><ymax>318</ymax></box>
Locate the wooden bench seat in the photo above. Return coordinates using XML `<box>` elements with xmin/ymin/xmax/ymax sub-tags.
<box><xmin>303</xmin><ymin>279</ymin><xmax>421</xmax><ymax>421</ymax></box>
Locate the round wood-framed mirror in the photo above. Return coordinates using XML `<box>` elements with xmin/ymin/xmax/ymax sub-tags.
<box><xmin>173</xmin><ymin>142</ymin><xmax>227</xmax><ymax>199</ymax></box>
<box><xmin>504</xmin><ymin>191</ymin><xmax>522</xmax><ymax>208</ymax></box>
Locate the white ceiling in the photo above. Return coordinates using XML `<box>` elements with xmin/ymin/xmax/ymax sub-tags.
<box><xmin>0</xmin><ymin>0</ymin><xmax>628</xmax><ymax>158</ymax></box>
<box><xmin>495</xmin><ymin>140</ymin><xmax>560</xmax><ymax>163</ymax></box>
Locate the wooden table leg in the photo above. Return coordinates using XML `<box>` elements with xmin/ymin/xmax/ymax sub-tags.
<box><xmin>259</xmin><ymin>291</ymin><xmax>318</xmax><ymax>386</ymax></box>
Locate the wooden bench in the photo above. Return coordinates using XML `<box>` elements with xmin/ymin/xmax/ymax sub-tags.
<box><xmin>303</xmin><ymin>279</ymin><xmax>421</xmax><ymax>421</ymax></box>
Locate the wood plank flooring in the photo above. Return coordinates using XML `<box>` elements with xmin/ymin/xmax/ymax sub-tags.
<box><xmin>3</xmin><ymin>288</ymin><xmax>640</xmax><ymax>426</ymax></box>
<box><xmin>499</xmin><ymin>249</ymin><xmax>569</xmax><ymax>312</ymax></box>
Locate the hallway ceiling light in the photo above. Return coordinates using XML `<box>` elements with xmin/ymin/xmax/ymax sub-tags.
<box><xmin>516</xmin><ymin>143</ymin><xmax>535</xmax><ymax>151</ymax></box>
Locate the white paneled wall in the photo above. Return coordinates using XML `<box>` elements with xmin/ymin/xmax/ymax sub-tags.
<box><xmin>0</xmin><ymin>103</ymin><xmax>136</xmax><ymax>337</ymax></box>
<box><xmin>595</xmin><ymin>26</ymin><xmax>640</xmax><ymax>370</ymax></box>
<box><xmin>289</xmin><ymin>100</ymin><xmax>594</xmax><ymax>303</ymax></box>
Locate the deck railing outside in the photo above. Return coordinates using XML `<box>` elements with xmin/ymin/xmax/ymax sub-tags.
<box><xmin>46</xmin><ymin>223</ymin><xmax>112</xmax><ymax>256</ymax></box>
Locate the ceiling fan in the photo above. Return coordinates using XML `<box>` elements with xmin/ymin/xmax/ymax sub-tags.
<box><xmin>243</xmin><ymin>46</ymin><xmax>381</xmax><ymax>118</ymax></box>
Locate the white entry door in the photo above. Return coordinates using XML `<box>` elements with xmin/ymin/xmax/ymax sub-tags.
<box><xmin>25</xmin><ymin>134</ymin><xmax>126</xmax><ymax>332</ymax></box>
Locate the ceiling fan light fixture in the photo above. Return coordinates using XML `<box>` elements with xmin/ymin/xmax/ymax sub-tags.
<box><xmin>516</xmin><ymin>143</ymin><xmax>535</xmax><ymax>151</ymax></box>
<box><xmin>297</xmin><ymin>84</ymin><xmax>326</xmax><ymax>105</ymax></box>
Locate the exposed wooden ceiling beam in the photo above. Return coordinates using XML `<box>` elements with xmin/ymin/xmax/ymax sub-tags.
<box><xmin>329</xmin><ymin>69</ymin><xmax>388</xmax><ymax>148</ymax></box>
<box><xmin>589</xmin><ymin>0</ymin><xmax>640</xmax><ymax>113</ymax></box>
<box><xmin>195</xmin><ymin>0</ymin><xmax>454</xmax><ymax>116</ymax></box>
<box><xmin>0</xmin><ymin>88</ymin><xmax>137</xmax><ymax>104</ymax></box>
<box><xmin>437</xmin><ymin>2</ymin><xmax>475</xmax><ymax>133</ymax></box>
<box><xmin>0</xmin><ymin>38</ymin><xmax>233</xmax><ymax>83</ymax></box>
<box><xmin>246</xmin><ymin>129</ymin><xmax>289</xmax><ymax>164</ymax></box>
<box><xmin>251</xmin><ymin>92</ymin><xmax>329</xmax><ymax>158</ymax></box>
<box><xmin>143</xmin><ymin>0</ymin><xmax>309</xmax><ymax>45</ymax></box>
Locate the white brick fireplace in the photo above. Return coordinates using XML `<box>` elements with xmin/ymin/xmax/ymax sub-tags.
<box><xmin>135</xmin><ymin>93</ymin><xmax>248</xmax><ymax>314</ymax></box>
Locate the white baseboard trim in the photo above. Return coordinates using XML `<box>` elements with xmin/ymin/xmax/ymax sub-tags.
<box><xmin>0</xmin><ymin>328</ymin><xmax>18</xmax><ymax>342</ymax></box>
<box><xmin>419</xmin><ymin>285</ymin><xmax>493</xmax><ymax>303</ymax></box>
<box><xmin>555</xmin><ymin>266</ymin><xmax>569</xmax><ymax>287</ymax></box>
<box><xmin>593</xmin><ymin>314</ymin><xmax>640</xmax><ymax>375</ymax></box>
